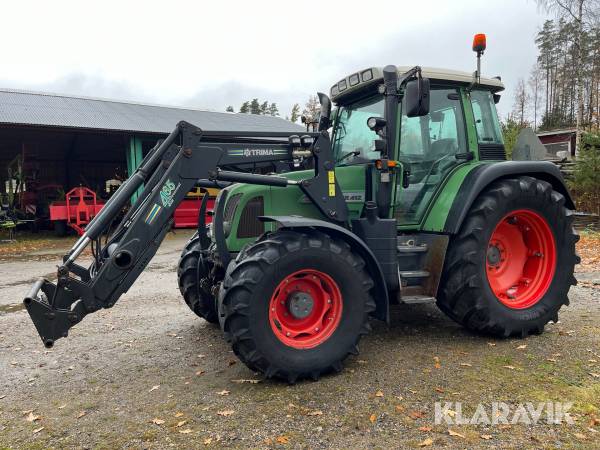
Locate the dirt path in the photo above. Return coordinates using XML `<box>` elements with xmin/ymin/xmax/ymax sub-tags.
<box><xmin>0</xmin><ymin>231</ymin><xmax>599</xmax><ymax>449</ymax></box>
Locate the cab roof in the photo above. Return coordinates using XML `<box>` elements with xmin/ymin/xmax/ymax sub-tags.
<box><xmin>330</xmin><ymin>66</ymin><xmax>504</xmax><ymax>104</ymax></box>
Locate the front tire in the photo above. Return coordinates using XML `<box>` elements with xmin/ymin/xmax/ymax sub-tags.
<box><xmin>437</xmin><ymin>176</ymin><xmax>579</xmax><ymax>337</ymax></box>
<box><xmin>177</xmin><ymin>233</ymin><xmax>219</xmax><ymax>323</ymax></box>
<box><xmin>218</xmin><ymin>230</ymin><xmax>376</xmax><ymax>382</ymax></box>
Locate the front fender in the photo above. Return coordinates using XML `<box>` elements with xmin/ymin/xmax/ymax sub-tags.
<box><xmin>260</xmin><ymin>215</ymin><xmax>389</xmax><ymax>322</ymax></box>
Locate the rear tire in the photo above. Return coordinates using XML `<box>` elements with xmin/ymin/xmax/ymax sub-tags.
<box><xmin>437</xmin><ymin>176</ymin><xmax>579</xmax><ymax>337</ymax></box>
<box><xmin>177</xmin><ymin>233</ymin><xmax>219</xmax><ymax>323</ymax></box>
<box><xmin>218</xmin><ymin>230</ymin><xmax>376</xmax><ymax>382</ymax></box>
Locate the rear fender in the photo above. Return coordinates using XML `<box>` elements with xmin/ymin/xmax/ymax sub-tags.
<box><xmin>260</xmin><ymin>215</ymin><xmax>389</xmax><ymax>322</ymax></box>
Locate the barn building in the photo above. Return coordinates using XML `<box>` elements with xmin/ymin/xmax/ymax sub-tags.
<box><xmin>0</xmin><ymin>88</ymin><xmax>302</xmax><ymax>228</ymax></box>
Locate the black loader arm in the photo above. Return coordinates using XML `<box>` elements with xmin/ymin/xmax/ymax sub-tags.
<box><xmin>23</xmin><ymin>121</ymin><xmax>348</xmax><ymax>348</ymax></box>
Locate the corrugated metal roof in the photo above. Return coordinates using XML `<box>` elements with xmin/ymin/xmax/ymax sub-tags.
<box><xmin>0</xmin><ymin>88</ymin><xmax>303</xmax><ymax>134</ymax></box>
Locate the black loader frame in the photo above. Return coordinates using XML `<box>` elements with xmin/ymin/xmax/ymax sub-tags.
<box><xmin>24</xmin><ymin>120</ymin><xmax>350</xmax><ymax>348</ymax></box>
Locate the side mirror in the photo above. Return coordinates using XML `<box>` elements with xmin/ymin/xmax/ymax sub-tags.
<box><xmin>405</xmin><ymin>78</ymin><xmax>430</xmax><ymax>117</ymax></box>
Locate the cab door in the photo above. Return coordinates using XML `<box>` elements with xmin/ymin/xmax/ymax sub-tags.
<box><xmin>393</xmin><ymin>87</ymin><xmax>468</xmax><ymax>226</ymax></box>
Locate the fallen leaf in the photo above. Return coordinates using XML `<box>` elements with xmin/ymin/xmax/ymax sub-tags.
<box><xmin>419</xmin><ymin>426</ymin><xmax>432</xmax><ymax>432</ymax></box>
<box><xmin>77</xmin><ymin>411</ymin><xmax>86</xmax><ymax>419</ymax></box>
<box><xmin>410</xmin><ymin>410</ymin><xmax>426</xmax><ymax>419</ymax></box>
<box><xmin>231</xmin><ymin>379</ymin><xmax>261</xmax><ymax>384</ymax></box>
<box><xmin>448</xmin><ymin>429</ymin><xmax>465</xmax><ymax>438</ymax></box>
<box><xmin>175</xmin><ymin>412</ymin><xmax>184</xmax><ymax>418</ymax></box>
<box><xmin>480</xmin><ymin>434</ymin><xmax>492</xmax><ymax>440</ymax></box>
<box><xmin>22</xmin><ymin>409</ymin><xmax>34</xmax><ymax>415</ymax></box>
<box><xmin>516</xmin><ymin>344</ymin><xmax>527</xmax><ymax>350</ymax></box>
<box><xmin>433</xmin><ymin>356</ymin><xmax>441</xmax><ymax>369</ymax></box>
<box><xmin>547</xmin><ymin>358</ymin><xmax>558</xmax><ymax>362</ymax></box>
<box><xmin>203</xmin><ymin>437</ymin><xmax>213</xmax><ymax>445</ymax></box>
<box><xmin>418</xmin><ymin>438</ymin><xmax>433</xmax><ymax>447</ymax></box>
<box><xmin>216</xmin><ymin>390</ymin><xmax>230</xmax><ymax>396</ymax></box>
<box><xmin>445</xmin><ymin>410</ymin><xmax>457</xmax><ymax>418</ymax></box>
<box><xmin>487</xmin><ymin>342</ymin><xmax>497</xmax><ymax>347</ymax></box>
<box><xmin>25</xmin><ymin>412</ymin><xmax>40</xmax><ymax>422</ymax></box>
<box><xmin>503</xmin><ymin>365</ymin><xmax>517</xmax><ymax>370</ymax></box>
<box><xmin>149</xmin><ymin>385</ymin><xmax>160</xmax><ymax>392</ymax></box>
<box><xmin>395</xmin><ymin>405</ymin><xmax>405</xmax><ymax>413</ymax></box>
<box><xmin>369</xmin><ymin>413</ymin><xmax>376</xmax><ymax>423</ymax></box>
<box><xmin>574</xmin><ymin>433</ymin><xmax>587</xmax><ymax>440</ymax></box>
<box><xmin>435</xmin><ymin>387</ymin><xmax>444</xmax><ymax>393</ymax></box>
<box><xmin>375</xmin><ymin>390</ymin><xmax>384</xmax><ymax>397</ymax></box>
<box><xmin>179</xmin><ymin>428</ymin><xmax>193</xmax><ymax>434</ymax></box>
<box><xmin>217</xmin><ymin>410</ymin><xmax>234</xmax><ymax>417</ymax></box>
<box><xmin>151</xmin><ymin>418</ymin><xmax>165</xmax><ymax>425</ymax></box>
<box><xmin>32</xmin><ymin>426</ymin><xmax>44</xmax><ymax>434</ymax></box>
<box><xmin>57</xmin><ymin>404</ymin><xmax>67</xmax><ymax>409</ymax></box>
<box><xmin>459</xmin><ymin>363</ymin><xmax>472</xmax><ymax>367</ymax></box>
<box><xmin>306</xmin><ymin>410</ymin><xmax>323</xmax><ymax>416</ymax></box>
<box><xmin>589</xmin><ymin>373</ymin><xmax>600</xmax><ymax>379</ymax></box>
<box><xmin>196</xmin><ymin>370</ymin><xmax>206</xmax><ymax>376</ymax></box>
<box><xmin>176</xmin><ymin>420</ymin><xmax>187</xmax><ymax>427</ymax></box>
<box><xmin>276</xmin><ymin>435</ymin><xmax>290</xmax><ymax>444</ymax></box>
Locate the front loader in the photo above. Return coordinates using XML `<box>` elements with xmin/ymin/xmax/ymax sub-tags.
<box><xmin>24</xmin><ymin>35</ymin><xmax>579</xmax><ymax>382</ymax></box>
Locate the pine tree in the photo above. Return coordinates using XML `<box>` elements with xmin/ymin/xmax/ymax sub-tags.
<box><xmin>268</xmin><ymin>103</ymin><xmax>279</xmax><ymax>117</ymax></box>
<box><xmin>260</xmin><ymin>101</ymin><xmax>269</xmax><ymax>115</ymax></box>
<box><xmin>226</xmin><ymin>105</ymin><xmax>234</xmax><ymax>112</ymax></box>
<box><xmin>290</xmin><ymin>104</ymin><xmax>300</xmax><ymax>123</ymax></box>
<box><xmin>239</xmin><ymin>101</ymin><xmax>250</xmax><ymax>114</ymax></box>
<box><xmin>250</xmin><ymin>98</ymin><xmax>261</xmax><ymax>115</ymax></box>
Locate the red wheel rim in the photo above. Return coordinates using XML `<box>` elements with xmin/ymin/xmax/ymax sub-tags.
<box><xmin>486</xmin><ymin>209</ymin><xmax>556</xmax><ymax>309</ymax></box>
<box><xmin>268</xmin><ymin>269</ymin><xmax>343</xmax><ymax>349</ymax></box>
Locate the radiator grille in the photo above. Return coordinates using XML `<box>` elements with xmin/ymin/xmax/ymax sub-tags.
<box><xmin>479</xmin><ymin>144</ymin><xmax>507</xmax><ymax>161</ymax></box>
<box><xmin>237</xmin><ymin>196</ymin><xmax>264</xmax><ymax>238</ymax></box>
<box><xmin>223</xmin><ymin>193</ymin><xmax>242</xmax><ymax>222</ymax></box>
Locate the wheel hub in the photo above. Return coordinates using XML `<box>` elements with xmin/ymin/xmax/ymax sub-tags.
<box><xmin>268</xmin><ymin>269</ymin><xmax>343</xmax><ymax>349</ymax></box>
<box><xmin>485</xmin><ymin>209</ymin><xmax>556</xmax><ymax>309</ymax></box>
<box><xmin>287</xmin><ymin>291</ymin><xmax>314</xmax><ymax>319</ymax></box>
<box><xmin>486</xmin><ymin>244</ymin><xmax>502</xmax><ymax>267</ymax></box>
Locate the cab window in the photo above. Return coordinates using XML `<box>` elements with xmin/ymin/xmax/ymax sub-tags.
<box><xmin>470</xmin><ymin>90</ymin><xmax>503</xmax><ymax>145</ymax></box>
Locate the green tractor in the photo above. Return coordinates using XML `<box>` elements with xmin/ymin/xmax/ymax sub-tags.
<box><xmin>25</xmin><ymin>36</ymin><xmax>578</xmax><ymax>382</ymax></box>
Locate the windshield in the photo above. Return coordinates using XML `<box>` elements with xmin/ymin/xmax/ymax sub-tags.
<box><xmin>332</xmin><ymin>96</ymin><xmax>384</xmax><ymax>166</ymax></box>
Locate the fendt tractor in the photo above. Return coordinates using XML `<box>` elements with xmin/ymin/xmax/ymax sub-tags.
<box><xmin>24</xmin><ymin>35</ymin><xmax>579</xmax><ymax>382</ymax></box>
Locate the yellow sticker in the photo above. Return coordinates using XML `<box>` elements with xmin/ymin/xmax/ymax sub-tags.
<box><xmin>328</xmin><ymin>171</ymin><xmax>335</xmax><ymax>183</ymax></box>
<box><xmin>328</xmin><ymin>184</ymin><xmax>336</xmax><ymax>196</ymax></box>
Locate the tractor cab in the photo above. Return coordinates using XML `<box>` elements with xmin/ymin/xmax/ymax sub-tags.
<box><xmin>329</xmin><ymin>66</ymin><xmax>505</xmax><ymax>227</ymax></box>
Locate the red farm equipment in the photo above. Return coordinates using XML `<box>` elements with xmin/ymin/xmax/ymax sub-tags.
<box><xmin>50</xmin><ymin>187</ymin><xmax>105</xmax><ymax>236</ymax></box>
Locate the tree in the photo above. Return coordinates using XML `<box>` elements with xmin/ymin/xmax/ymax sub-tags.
<box><xmin>501</xmin><ymin>115</ymin><xmax>528</xmax><ymax>159</ymax></box>
<box><xmin>259</xmin><ymin>101</ymin><xmax>269</xmax><ymax>115</ymax></box>
<box><xmin>250</xmin><ymin>98</ymin><xmax>261</xmax><ymax>115</ymax></box>
<box><xmin>239</xmin><ymin>101</ymin><xmax>250</xmax><ymax>114</ymax></box>
<box><xmin>529</xmin><ymin>64</ymin><xmax>544</xmax><ymax>131</ymax></box>
<box><xmin>226</xmin><ymin>105</ymin><xmax>234</xmax><ymax>113</ymax></box>
<box><xmin>536</xmin><ymin>0</ymin><xmax>600</xmax><ymax>154</ymax></box>
<box><xmin>268</xmin><ymin>102</ymin><xmax>279</xmax><ymax>117</ymax></box>
<box><xmin>302</xmin><ymin>95</ymin><xmax>320</xmax><ymax>123</ymax></box>
<box><xmin>512</xmin><ymin>78</ymin><xmax>530</xmax><ymax>127</ymax></box>
<box><xmin>569</xmin><ymin>132</ymin><xmax>600</xmax><ymax>213</ymax></box>
<box><xmin>290</xmin><ymin>103</ymin><xmax>300</xmax><ymax>123</ymax></box>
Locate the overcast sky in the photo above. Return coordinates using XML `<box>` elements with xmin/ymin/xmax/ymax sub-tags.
<box><xmin>0</xmin><ymin>0</ymin><xmax>550</xmax><ymax>120</ymax></box>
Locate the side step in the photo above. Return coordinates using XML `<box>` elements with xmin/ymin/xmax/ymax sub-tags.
<box><xmin>399</xmin><ymin>270</ymin><xmax>430</xmax><ymax>280</ymax></box>
<box><xmin>401</xmin><ymin>295</ymin><xmax>436</xmax><ymax>305</ymax></box>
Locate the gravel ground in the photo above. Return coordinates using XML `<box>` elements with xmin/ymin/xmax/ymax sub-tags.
<box><xmin>0</xmin><ymin>230</ymin><xmax>599</xmax><ymax>449</ymax></box>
